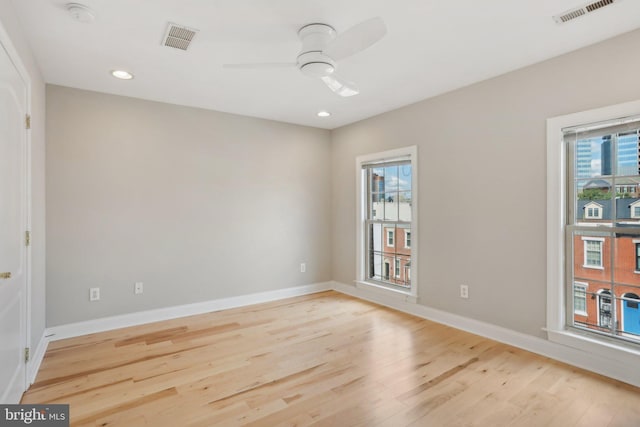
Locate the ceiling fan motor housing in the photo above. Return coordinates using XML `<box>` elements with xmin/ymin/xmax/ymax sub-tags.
<box><xmin>297</xmin><ymin>23</ymin><xmax>337</xmax><ymax>78</ymax></box>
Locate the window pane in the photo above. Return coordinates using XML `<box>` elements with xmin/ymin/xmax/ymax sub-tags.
<box><xmin>370</xmin><ymin>222</ymin><xmax>383</xmax><ymax>252</ymax></box>
<box><xmin>370</xmin><ymin>194</ymin><xmax>384</xmax><ymax>220</ymax></box>
<box><xmin>398</xmin><ymin>164</ymin><xmax>412</xmax><ymax>191</ymax></box>
<box><xmin>575</xmin><ymin>136</ymin><xmax>611</xmax><ymax>178</ymax></box>
<box><xmin>399</xmin><ymin>191</ymin><xmax>412</xmax><ymax>222</ymax></box>
<box><xmin>383</xmin><ymin>166</ymin><xmax>399</xmax><ymax>192</ymax></box>
<box><xmin>369</xmin><ymin>252</ymin><xmax>383</xmax><ymax>281</ymax></box>
<box><xmin>575</xmin><ymin>178</ymin><xmax>613</xmax><ymax>226</ymax></box>
<box><xmin>384</xmin><ymin>193</ymin><xmax>399</xmax><ymax>221</ymax></box>
<box><xmin>617</xmin><ymin>131</ymin><xmax>639</xmax><ymax>177</ymax></box>
<box><xmin>573</xmin><ymin>231</ymin><xmax>609</xmax><ymax>283</ymax></box>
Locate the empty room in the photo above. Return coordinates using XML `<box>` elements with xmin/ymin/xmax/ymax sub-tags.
<box><xmin>1</xmin><ymin>0</ymin><xmax>640</xmax><ymax>425</ymax></box>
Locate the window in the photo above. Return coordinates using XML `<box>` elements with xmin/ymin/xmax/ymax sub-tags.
<box><xmin>584</xmin><ymin>203</ymin><xmax>602</xmax><ymax>219</ymax></box>
<box><xmin>549</xmin><ymin>104</ymin><xmax>640</xmax><ymax>351</ymax></box>
<box><xmin>356</xmin><ymin>146</ymin><xmax>417</xmax><ymax>299</ymax></box>
<box><xmin>582</xmin><ymin>238</ymin><xmax>603</xmax><ymax>268</ymax></box>
<box><xmin>573</xmin><ymin>282</ymin><xmax>588</xmax><ymax>315</ymax></box>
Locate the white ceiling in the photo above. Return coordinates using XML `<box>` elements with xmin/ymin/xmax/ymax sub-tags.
<box><xmin>10</xmin><ymin>0</ymin><xmax>640</xmax><ymax>129</ymax></box>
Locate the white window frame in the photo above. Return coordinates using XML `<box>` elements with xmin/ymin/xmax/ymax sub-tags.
<box><xmin>395</xmin><ymin>258</ymin><xmax>401</xmax><ymax>278</ymax></box>
<box><xmin>405</xmin><ymin>230</ymin><xmax>411</xmax><ymax>248</ymax></box>
<box><xmin>582</xmin><ymin>237</ymin><xmax>604</xmax><ymax>269</ymax></box>
<box><xmin>547</xmin><ymin>99</ymin><xmax>640</xmax><ymax>369</ymax></box>
<box><xmin>356</xmin><ymin>146</ymin><xmax>418</xmax><ymax>302</ymax></box>
<box><xmin>573</xmin><ymin>282</ymin><xmax>588</xmax><ymax>316</ymax></box>
<box><xmin>630</xmin><ymin>200</ymin><xmax>640</xmax><ymax>218</ymax></box>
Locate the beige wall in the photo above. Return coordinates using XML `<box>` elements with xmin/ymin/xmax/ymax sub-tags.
<box><xmin>331</xmin><ymin>28</ymin><xmax>640</xmax><ymax>338</ymax></box>
<box><xmin>46</xmin><ymin>86</ymin><xmax>331</xmax><ymax>326</ymax></box>
<box><xmin>0</xmin><ymin>0</ymin><xmax>47</xmax><ymax>352</ymax></box>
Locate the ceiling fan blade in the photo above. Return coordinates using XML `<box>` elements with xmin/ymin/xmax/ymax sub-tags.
<box><xmin>320</xmin><ymin>74</ymin><xmax>359</xmax><ymax>97</ymax></box>
<box><xmin>222</xmin><ymin>62</ymin><xmax>296</xmax><ymax>69</ymax></box>
<box><xmin>323</xmin><ymin>17</ymin><xmax>387</xmax><ymax>61</ymax></box>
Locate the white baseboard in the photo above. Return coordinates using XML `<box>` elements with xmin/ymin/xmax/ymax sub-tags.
<box><xmin>331</xmin><ymin>281</ymin><xmax>640</xmax><ymax>388</ymax></box>
<box><xmin>28</xmin><ymin>332</ymin><xmax>49</xmax><ymax>385</ymax></box>
<box><xmin>39</xmin><ymin>280</ymin><xmax>640</xmax><ymax>389</ymax></box>
<box><xmin>46</xmin><ymin>282</ymin><xmax>332</xmax><ymax>342</ymax></box>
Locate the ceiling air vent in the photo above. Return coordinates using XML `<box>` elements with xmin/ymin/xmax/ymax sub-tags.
<box><xmin>553</xmin><ymin>0</ymin><xmax>618</xmax><ymax>24</ymax></box>
<box><xmin>162</xmin><ymin>22</ymin><xmax>198</xmax><ymax>50</ymax></box>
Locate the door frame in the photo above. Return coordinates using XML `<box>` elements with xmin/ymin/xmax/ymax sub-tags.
<box><xmin>0</xmin><ymin>19</ymin><xmax>32</xmax><ymax>393</ymax></box>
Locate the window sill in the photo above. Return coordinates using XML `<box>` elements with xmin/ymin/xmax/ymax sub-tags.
<box><xmin>582</xmin><ymin>265</ymin><xmax>604</xmax><ymax>270</ymax></box>
<box><xmin>546</xmin><ymin>328</ymin><xmax>640</xmax><ymax>367</ymax></box>
<box><xmin>355</xmin><ymin>280</ymin><xmax>417</xmax><ymax>303</ymax></box>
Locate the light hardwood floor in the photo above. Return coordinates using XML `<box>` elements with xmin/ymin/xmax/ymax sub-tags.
<box><xmin>23</xmin><ymin>291</ymin><xmax>640</xmax><ymax>426</ymax></box>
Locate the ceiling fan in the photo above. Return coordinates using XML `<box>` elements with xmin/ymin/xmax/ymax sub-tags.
<box><xmin>223</xmin><ymin>17</ymin><xmax>387</xmax><ymax>97</ymax></box>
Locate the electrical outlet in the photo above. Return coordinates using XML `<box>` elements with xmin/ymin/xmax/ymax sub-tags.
<box><xmin>460</xmin><ymin>284</ymin><xmax>469</xmax><ymax>299</ymax></box>
<box><xmin>134</xmin><ymin>282</ymin><xmax>144</xmax><ymax>295</ymax></box>
<box><xmin>89</xmin><ymin>287</ymin><xmax>100</xmax><ymax>301</ymax></box>
<box><xmin>300</xmin><ymin>263</ymin><xmax>306</xmax><ymax>273</ymax></box>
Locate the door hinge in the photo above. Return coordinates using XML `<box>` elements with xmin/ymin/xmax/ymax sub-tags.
<box><xmin>25</xmin><ymin>347</ymin><xmax>30</xmax><ymax>362</ymax></box>
<box><xmin>25</xmin><ymin>231</ymin><xmax>31</xmax><ymax>246</ymax></box>
<box><xmin>25</xmin><ymin>114</ymin><xmax>31</xmax><ymax>130</ymax></box>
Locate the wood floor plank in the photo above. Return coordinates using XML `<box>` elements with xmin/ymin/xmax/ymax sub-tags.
<box><xmin>22</xmin><ymin>291</ymin><xmax>640</xmax><ymax>426</ymax></box>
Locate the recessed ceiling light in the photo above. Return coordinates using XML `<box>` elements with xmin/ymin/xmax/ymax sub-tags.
<box><xmin>111</xmin><ymin>70</ymin><xmax>134</xmax><ymax>80</ymax></box>
<box><xmin>317</xmin><ymin>111</ymin><xmax>331</xmax><ymax>117</ymax></box>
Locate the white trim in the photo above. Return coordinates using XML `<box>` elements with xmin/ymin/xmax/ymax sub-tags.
<box><xmin>46</xmin><ymin>282</ymin><xmax>332</xmax><ymax>341</ymax></box>
<box><xmin>0</xmin><ymin>19</ymin><xmax>33</xmax><ymax>396</ymax></box>
<box><xmin>354</xmin><ymin>280</ymin><xmax>417</xmax><ymax>303</ymax></box>
<box><xmin>27</xmin><ymin>332</ymin><xmax>48</xmax><ymax>385</ymax></box>
<box><xmin>331</xmin><ymin>281</ymin><xmax>640</xmax><ymax>388</ymax></box>
<box><xmin>404</xmin><ymin>230</ymin><xmax>411</xmax><ymax>248</ymax></box>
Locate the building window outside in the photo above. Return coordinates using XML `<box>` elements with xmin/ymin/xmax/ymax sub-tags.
<box><xmin>583</xmin><ymin>238</ymin><xmax>603</xmax><ymax>268</ymax></box>
<box><xmin>585</xmin><ymin>205</ymin><xmax>602</xmax><ymax>219</ymax></box>
<box><xmin>574</xmin><ymin>282</ymin><xmax>588</xmax><ymax>315</ymax></box>
<box><xmin>636</xmin><ymin>243</ymin><xmax>640</xmax><ymax>271</ymax></box>
<box><xmin>386</xmin><ymin>229</ymin><xmax>394</xmax><ymax>247</ymax></box>
<box><xmin>357</xmin><ymin>146</ymin><xmax>417</xmax><ymax>296</ymax></box>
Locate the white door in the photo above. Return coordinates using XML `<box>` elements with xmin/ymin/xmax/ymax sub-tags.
<box><xmin>0</xmin><ymin>36</ymin><xmax>29</xmax><ymax>404</ymax></box>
